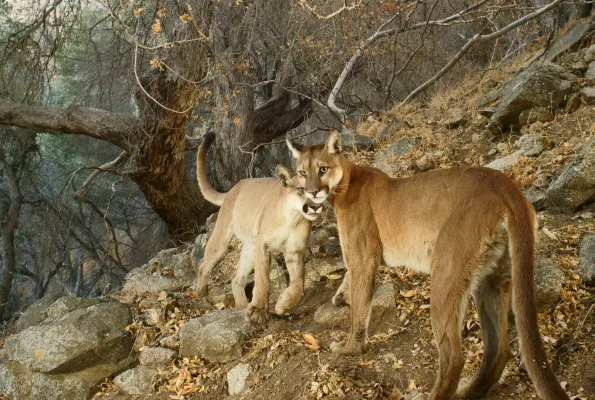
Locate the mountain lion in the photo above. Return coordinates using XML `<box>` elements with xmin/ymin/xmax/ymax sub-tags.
<box><xmin>195</xmin><ymin>131</ymin><xmax>322</xmax><ymax>323</ymax></box>
<box><xmin>286</xmin><ymin>131</ymin><xmax>568</xmax><ymax>400</ymax></box>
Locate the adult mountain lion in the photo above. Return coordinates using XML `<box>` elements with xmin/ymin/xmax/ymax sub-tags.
<box><xmin>286</xmin><ymin>131</ymin><xmax>568</xmax><ymax>400</ymax></box>
<box><xmin>195</xmin><ymin>131</ymin><xmax>323</xmax><ymax>323</ymax></box>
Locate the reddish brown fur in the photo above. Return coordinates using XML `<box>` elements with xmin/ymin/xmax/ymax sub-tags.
<box><xmin>287</xmin><ymin>132</ymin><xmax>569</xmax><ymax>400</ymax></box>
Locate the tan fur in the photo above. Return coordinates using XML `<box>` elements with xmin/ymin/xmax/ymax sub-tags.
<box><xmin>196</xmin><ymin>132</ymin><xmax>322</xmax><ymax>323</ymax></box>
<box><xmin>287</xmin><ymin>131</ymin><xmax>568</xmax><ymax>400</ymax></box>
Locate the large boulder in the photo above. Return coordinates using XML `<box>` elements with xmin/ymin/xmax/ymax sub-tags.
<box><xmin>179</xmin><ymin>310</ymin><xmax>258</xmax><ymax>363</ymax></box>
<box><xmin>579</xmin><ymin>233</ymin><xmax>595</xmax><ymax>284</ymax></box>
<box><xmin>490</xmin><ymin>64</ymin><xmax>572</xmax><ymax>132</ymax></box>
<box><xmin>17</xmin><ymin>290</ymin><xmax>65</xmax><ymax>331</ymax></box>
<box><xmin>0</xmin><ymin>358</ymin><xmax>130</xmax><ymax>400</ymax></box>
<box><xmin>3</xmin><ymin>300</ymin><xmax>133</xmax><ymax>373</ymax></box>
<box><xmin>122</xmin><ymin>247</ymin><xmax>196</xmax><ymax>296</ymax></box>
<box><xmin>547</xmin><ymin>138</ymin><xmax>595</xmax><ymax>212</ymax></box>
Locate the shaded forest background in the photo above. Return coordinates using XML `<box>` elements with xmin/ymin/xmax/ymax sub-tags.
<box><xmin>0</xmin><ymin>0</ymin><xmax>591</xmax><ymax>319</ymax></box>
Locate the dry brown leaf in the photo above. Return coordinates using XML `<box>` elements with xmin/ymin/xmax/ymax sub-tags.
<box><xmin>401</xmin><ymin>289</ymin><xmax>417</xmax><ymax>298</ymax></box>
<box><xmin>306</xmin><ymin>344</ymin><xmax>320</xmax><ymax>351</ymax></box>
<box><xmin>302</xmin><ymin>333</ymin><xmax>318</xmax><ymax>346</ymax></box>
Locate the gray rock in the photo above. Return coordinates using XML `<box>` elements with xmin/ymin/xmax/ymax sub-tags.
<box><xmin>122</xmin><ymin>247</ymin><xmax>195</xmax><ymax>296</ymax></box>
<box><xmin>322</xmin><ymin>238</ymin><xmax>342</xmax><ymax>256</ymax></box>
<box><xmin>192</xmin><ymin>232</ymin><xmax>211</xmax><ymax>262</ymax></box>
<box><xmin>547</xmin><ymin>138</ymin><xmax>595</xmax><ymax>212</ymax></box>
<box><xmin>179</xmin><ymin>310</ymin><xmax>257</xmax><ymax>363</ymax></box>
<box><xmin>491</xmin><ymin>64</ymin><xmax>573</xmax><ymax>131</ymax></box>
<box><xmin>584</xmin><ymin>44</ymin><xmax>595</xmax><ymax>63</ymax></box>
<box><xmin>17</xmin><ymin>291</ymin><xmax>64</xmax><ymax>331</ymax></box>
<box><xmin>340</xmin><ymin>130</ymin><xmax>375</xmax><ymax>151</ymax></box>
<box><xmin>0</xmin><ymin>358</ymin><xmax>131</xmax><ymax>400</ymax></box>
<box><xmin>373</xmin><ymin>141</ymin><xmax>412</xmax><ymax>166</ymax></box>
<box><xmin>534</xmin><ymin>259</ymin><xmax>565</xmax><ymax>312</ymax></box>
<box><xmin>516</xmin><ymin>134</ymin><xmax>545</xmax><ymax>157</ymax></box>
<box><xmin>533</xmin><ymin>173</ymin><xmax>555</xmax><ymax>189</ymax></box>
<box><xmin>45</xmin><ymin>297</ymin><xmax>103</xmax><ymax>320</ymax></box>
<box><xmin>139</xmin><ymin>347</ymin><xmax>176</xmax><ymax>367</ymax></box>
<box><xmin>585</xmin><ymin>62</ymin><xmax>595</xmax><ymax>79</ymax></box>
<box><xmin>305</xmin><ymin>259</ymin><xmax>346</xmax><ymax>290</ymax></box>
<box><xmin>478</xmin><ymin>90</ymin><xmax>501</xmax><ymax>108</ymax></box>
<box><xmin>3</xmin><ymin>301</ymin><xmax>133</xmax><ymax>373</ymax></box>
<box><xmin>114</xmin><ymin>366</ymin><xmax>158</xmax><ymax>395</ymax></box>
<box><xmin>416</xmin><ymin>155</ymin><xmax>434</xmax><ymax>172</ymax></box>
<box><xmin>580</xmin><ymin>86</ymin><xmax>595</xmax><ymax>104</ymax></box>
<box><xmin>158</xmin><ymin>333</ymin><xmax>179</xmax><ymax>349</ymax></box>
<box><xmin>565</xmin><ymin>93</ymin><xmax>582</xmax><ymax>114</ymax></box>
<box><xmin>485</xmin><ymin>135</ymin><xmax>544</xmax><ymax>171</ymax></box>
<box><xmin>227</xmin><ymin>363</ymin><xmax>252</xmax><ymax>395</ymax></box>
<box><xmin>314</xmin><ymin>283</ymin><xmax>395</xmax><ymax>327</ymax></box>
<box><xmin>533</xmin><ymin>20</ymin><xmax>594</xmax><ymax>63</ymax></box>
<box><xmin>578</xmin><ymin>233</ymin><xmax>595</xmax><ymax>283</ymax></box>
<box><xmin>313</xmin><ymin>302</ymin><xmax>350</xmax><ymax>328</ymax></box>
<box><xmin>205</xmin><ymin>213</ymin><xmax>218</xmax><ymax>232</ymax></box>
<box><xmin>524</xmin><ymin>189</ymin><xmax>547</xmax><ymax>211</ymax></box>
<box><xmin>519</xmin><ymin>107</ymin><xmax>553</xmax><ymax>125</ymax></box>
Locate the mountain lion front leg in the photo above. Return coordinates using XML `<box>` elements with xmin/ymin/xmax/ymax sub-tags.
<box><xmin>332</xmin><ymin>269</ymin><xmax>351</xmax><ymax>306</ymax></box>
<box><xmin>246</xmin><ymin>245</ymin><xmax>271</xmax><ymax>325</ymax></box>
<box><xmin>275</xmin><ymin>251</ymin><xmax>305</xmax><ymax>315</ymax></box>
<box><xmin>330</xmin><ymin>255</ymin><xmax>377</xmax><ymax>355</ymax></box>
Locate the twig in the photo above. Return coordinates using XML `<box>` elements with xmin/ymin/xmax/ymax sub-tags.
<box><xmin>297</xmin><ymin>0</ymin><xmax>363</xmax><ymax>20</ymax></box>
<box><xmin>133</xmin><ymin>44</ymin><xmax>194</xmax><ymax>115</ymax></box>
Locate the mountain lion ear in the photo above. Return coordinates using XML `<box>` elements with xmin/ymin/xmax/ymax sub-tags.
<box><xmin>286</xmin><ymin>136</ymin><xmax>304</xmax><ymax>159</ymax></box>
<box><xmin>275</xmin><ymin>165</ymin><xmax>293</xmax><ymax>187</ymax></box>
<box><xmin>324</xmin><ymin>130</ymin><xmax>342</xmax><ymax>154</ymax></box>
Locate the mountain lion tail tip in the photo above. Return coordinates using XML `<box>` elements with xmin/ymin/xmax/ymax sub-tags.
<box><xmin>203</xmin><ymin>131</ymin><xmax>216</xmax><ymax>148</ymax></box>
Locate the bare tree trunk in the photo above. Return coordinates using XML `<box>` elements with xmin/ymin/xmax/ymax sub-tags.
<box><xmin>0</xmin><ymin>146</ymin><xmax>25</xmax><ymax>319</ymax></box>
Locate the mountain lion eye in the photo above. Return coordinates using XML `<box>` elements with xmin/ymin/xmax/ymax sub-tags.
<box><xmin>299</xmin><ymin>170</ymin><xmax>307</xmax><ymax>177</ymax></box>
<box><xmin>319</xmin><ymin>167</ymin><xmax>328</xmax><ymax>174</ymax></box>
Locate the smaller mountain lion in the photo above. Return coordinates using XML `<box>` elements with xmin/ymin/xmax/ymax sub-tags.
<box><xmin>195</xmin><ymin>131</ymin><xmax>322</xmax><ymax>323</ymax></box>
<box><xmin>286</xmin><ymin>131</ymin><xmax>569</xmax><ymax>400</ymax></box>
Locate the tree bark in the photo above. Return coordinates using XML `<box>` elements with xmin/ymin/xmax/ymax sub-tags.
<box><xmin>0</xmin><ymin>147</ymin><xmax>25</xmax><ymax>319</ymax></box>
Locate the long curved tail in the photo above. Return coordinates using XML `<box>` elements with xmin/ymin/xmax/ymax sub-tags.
<box><xmin>507</xmin><ymin>200</ymin><xmax>569</xmax><ymax>400</ymax></box>
<box><xmin>196</xmin><ymin>131</ymin><xmax>227</xmax><ymax>206</ymax></box>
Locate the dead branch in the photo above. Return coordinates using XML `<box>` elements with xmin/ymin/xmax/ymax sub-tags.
<box><xmin>328</xmin><ymin>0</ymin><xmax>490</xmax><ymax>121</ymax></box>
<box><xmin>297</xmin><ymin>0</ymin><xmax>363</xmax><ymax>20</ymax></box>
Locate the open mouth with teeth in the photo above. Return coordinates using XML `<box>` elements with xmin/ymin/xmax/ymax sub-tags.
<box><xmin>302</xmin><ymin>203</ymin><xmax>323</xmax><ymax>219</ymax></box>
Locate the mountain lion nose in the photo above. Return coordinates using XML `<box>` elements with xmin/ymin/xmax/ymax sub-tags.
<box><xmin>308</xmin><ymin>190</ymin><xmax>319</xmax><ymax>197</ymax></box>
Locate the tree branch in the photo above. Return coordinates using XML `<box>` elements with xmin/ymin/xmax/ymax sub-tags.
<box><xmin>398</xmin><ymin>0</ymin><xmax>563</xmax><ymax>106</ymax></box>
<box><xmin>327</xmin><ymin>0</ymin><xmax>490</xmax><ymax>121</ymax></box>
<box><xmin>0</xmin><ymin>97</ymin><xmax>138</xmax><ymax>151</ymax></box>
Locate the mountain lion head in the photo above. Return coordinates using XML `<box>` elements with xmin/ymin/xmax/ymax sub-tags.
<box><xmin>285</xmin><ymin>131</ymin><xmax>344</xmax><ymax>205</ymax></box>
<box><xmin>275</xmin><ymin>164</ymin><xmax>324</xmax><ymax>221</ymax></box>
